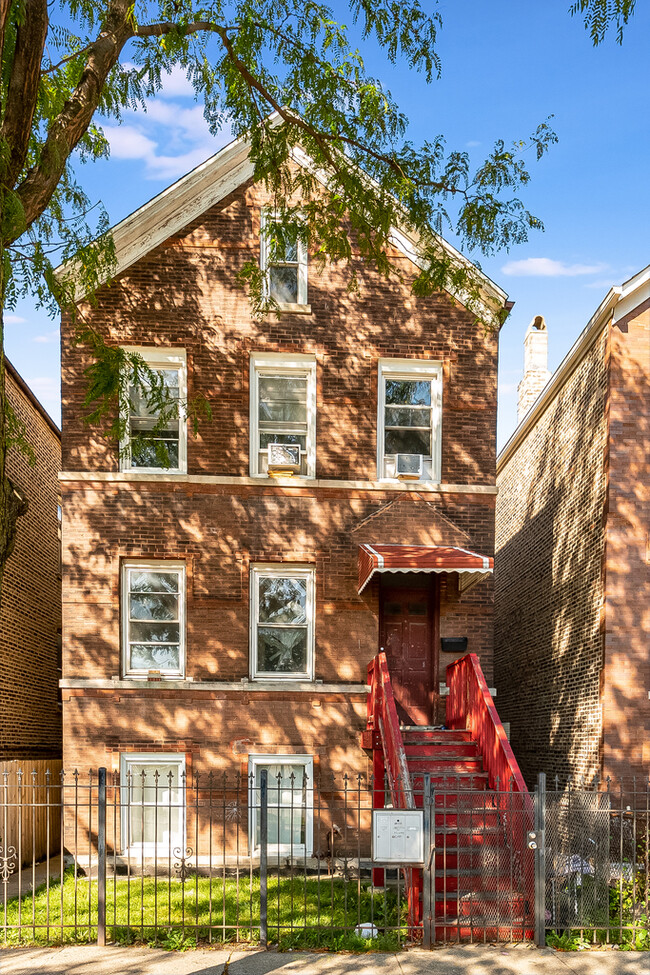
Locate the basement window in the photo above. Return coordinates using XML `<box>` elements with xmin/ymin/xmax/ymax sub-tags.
<box><xmin>250</xmin><ymin>565</ymin><xmax>315</xmax><ymax>680</ymax></box>
<box><xmin>248</xmin><ymin>754</ymin><xmax>313</xmax><ymax>857</ymax></box>
<box><xmin>120</xmin><ymin>753</ymin><xmax>185</xmax><ymax>854</ymax></box>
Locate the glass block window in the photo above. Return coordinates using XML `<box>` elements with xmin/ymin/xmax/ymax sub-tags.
<box><xmin>250</xmin><ymin>354</ymin><xmax>316</xmax><ymax>477</ymax></box>
<box><xmin>122</xmin><ymin>562</ymin><xmax>185</xmax><ymax>678</ymax></box>
<box><xmin>120</xmin><ymin>753</ymin><xmax>184</xmax><ymax>853</ymax></box>
<box><xmin>250</xmin><ymin>566</ymin><xmax>315</xmax><ymax>680</ymax></box>
<box><xmin>378</xmin><ymin>360</ymin><xmax>442</xmax><ymax>482</ymax></box>
<box><xmin>260</xmin><ymin>211</ymin><xmax>308</xmax><ymax>306</ymax></box>
<box><xmin>248</xmin><ymin>755</ymin><xmax>313</xmax><ymax>856</ymax></box>
<box><xmin>120</xmin><ymin>349</ymin><xmax>186</xmax><ymax>473</ymax></box>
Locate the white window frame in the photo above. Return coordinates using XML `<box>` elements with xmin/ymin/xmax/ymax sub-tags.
<box><xmin>249</xmin><ymin>564</ymin><xmax>315</xmax><ymax>681</ymax></box>
<box><xmin>248</xmin><ymin>754</ymin><xmax>314</xmax><ymax>857</ymax></box>
<box><xmin>121</xmin><ymin>560</ymin><xmax>186</xmax><ymax>679</ymax></box>
<box><xmin>120</xmin><ymin>752</ymin><xmax>185</xmax><ymax>856</ymax></box>
<box><xmin>120</xmin><ymin>347</ymin><xmax>187</xmax><ymax>474</ymax></box>
<box><xmin>249</xmin><ymin>353</ymin><xmax>317</xmax><ymax>478</ymax></box>
<box><xmin>260</xmin><ymin>209</ymin><xmax>308</xmax><ymax>307</ymax></box>
<box><xmin>377</xmin><ymin>358</ymin><xmax>443</xmax><ymax>483</ymax></box>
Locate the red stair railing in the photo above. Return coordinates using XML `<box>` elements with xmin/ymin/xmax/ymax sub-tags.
<box><xmin>446</xmin><ymin>652</ymin><xmax>527</xmax><ymax>794</ymax></box>
<box><xmin>367</xmin><ymin>653</ymin><xmax>420</xmax><ymax>931</ymax></box>
<box><xmin>446</xmin><ymin>653</ymin><xmax>535</xmax><ymax>936</ymax></box>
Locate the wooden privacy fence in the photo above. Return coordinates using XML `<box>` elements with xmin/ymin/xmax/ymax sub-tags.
<box><xmin>1</xmin><ymin>761</ymin><xmax>63</xmax><ymax>866</ymax></box>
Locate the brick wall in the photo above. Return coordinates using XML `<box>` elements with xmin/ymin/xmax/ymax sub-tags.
<box><xmin>495</xmin><ymin>330</ymin><xmax>608</xmax><ymax>786</ymax></box>
<box><xmin>1</xmin><ymin>362</ymin><xmax>62</xmax><ymax>760</ymax></box>
<box><xmin>61</xmin><ymin>171</ymin><xmax>500</xmax><ymax>779</ymax></box>
<box><xmin>601</xmin><ymin>302</ymin><xmax>650</xmax><ymax>785</ymax></box>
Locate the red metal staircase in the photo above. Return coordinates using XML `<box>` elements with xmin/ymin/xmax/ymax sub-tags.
<box><xmin>364</xmin><ymin>652</ymin><xmax>534</xmax><ymax>943</ymax></box>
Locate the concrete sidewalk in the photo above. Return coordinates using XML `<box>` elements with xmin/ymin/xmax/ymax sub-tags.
<box><xmin>1</xmin><ymin>945</ymin><xmax>648</xmax><ymax>975</ymax></box>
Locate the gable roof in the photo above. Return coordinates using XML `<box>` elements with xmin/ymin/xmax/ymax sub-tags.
<box><xmin>497</xmin><ymin>262</ymin><xmax>650</xmax><ymax>472</ymax></box>
<box><xmin>56</xmin><ymin>126</ymin><xmax>509</xmax><ymax>318</ymax></box>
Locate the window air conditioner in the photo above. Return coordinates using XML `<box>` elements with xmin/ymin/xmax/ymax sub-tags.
<box><xmin>267</xmin><ymin>442</ymin><xmax>301</xmax><ymax>475</ymax></box>
<box><xmin>395</xmin><ymin>453</ymin><xmax>423</xmax><ymax>479</ymax></box>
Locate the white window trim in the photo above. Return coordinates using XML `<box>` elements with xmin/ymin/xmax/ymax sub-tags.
<box><xmin>248</xmin><ymin>753</ymin><xmax>314</xmax><ymax>857</ymax></box>
<box><xmin>121</xmin><ymin>560</ymin><xmax>186</xmax><ymax>680</ymax></box>
<box><xmin>249</xmin><ymin>564</ymin><xmax>315</xmax><ymax>682</ymax></box>
<box><xmin>249</xmin><ymin>353</ymin><xmax>317</xmax><ymax>479</ymax></box>
<box><xmin>120</xmin><ymin>752</ymin><xmax>186</xmax><ymax>856</ymax></box>
<box><xmin>377</xmin><ymin>358</ymin><xmax>443</xmax><ymax>484</ymax></box>
<box><xmin>120</xmin><ymin>347</ymin><xmax>187</xmax><ymax>475</ymax></box>
<box><xmin>260</xmin><ymin>210</ymin><xmax>308</xmax><ymax>307</ymax></box>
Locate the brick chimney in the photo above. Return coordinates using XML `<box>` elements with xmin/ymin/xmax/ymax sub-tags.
<box><xmin>517</xmin><ymin>315</ymin><xmax>550</xmax><ymax>423</ymax></box>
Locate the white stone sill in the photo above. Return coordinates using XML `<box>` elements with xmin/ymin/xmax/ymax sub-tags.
<box><xmin>60</xmin><ymin>678</ymin><xmax>369</xmax><ymax>693</ymax></box>
<box><xmin>58</xmin><ymin>471</ymin><xmax>497</xmax><ymax>495</ymax></box>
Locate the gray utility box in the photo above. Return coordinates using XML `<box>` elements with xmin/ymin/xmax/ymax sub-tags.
<box><xmin>372</xmin><ymin>809</ymin><xmax>424</xmax><ymax>864</ymax></box>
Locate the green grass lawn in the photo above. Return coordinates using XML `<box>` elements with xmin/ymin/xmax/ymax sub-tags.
<box><xmin>1</xmin><ymin>869</ymin><xmax>404</xmax><ymax>950</ymax></box>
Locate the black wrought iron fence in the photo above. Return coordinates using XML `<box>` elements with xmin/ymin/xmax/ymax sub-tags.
<box><xmin>1</xmin><ymin>766</ymin><xmax>648</xmax><ymax>950</ymax></box>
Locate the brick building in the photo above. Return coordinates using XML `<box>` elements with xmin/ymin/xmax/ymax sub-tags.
<box><xmin>1</xmin><ymin>359</ymin><xmax>62</xmax><ymax>760</ymax></box>
<box><xmin>59</xmin><ymin>134</ymin><xmax>510</xmax><ymax>857</ymax></box>
<box><xmin>495</xmin><ymin>266</ymin><xmax>650</xmax><ymax>787</ymax></box>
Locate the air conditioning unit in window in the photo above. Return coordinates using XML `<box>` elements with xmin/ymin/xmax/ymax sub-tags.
<box><xmin>395</xmin><ymin>453</ymin><xmax>423</xmax><ymax>479</ymax></box>
<box><xmin>267</xmin><ymin>442</ymin><xmax>301</xmax><ymax>475</ymax></box>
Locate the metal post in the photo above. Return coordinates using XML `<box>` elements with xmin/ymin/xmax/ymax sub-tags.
<box><xmin>534</xmin><ymin>772</ymin><xmax>546</xmax><ymax>947</ymax></box>
<box><xmin>97</xmin><ymin>768</ymin><xmax>107</xmax><ymax>947</ymax></box>
<box><xmin>259</xmin><ymin>769</ymin><xmax>268</xmax><ymax>947</ymax></box>
<box><xmin>422</xmin><ymin>774</ymin><xmax>433</xmax><ymax>949</ymax></box>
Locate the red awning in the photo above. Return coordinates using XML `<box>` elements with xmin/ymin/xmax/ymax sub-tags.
<box><xmin>358</xmin><ymin>543</ymin><xmax>493</xmax><ymax>594</ymax></box>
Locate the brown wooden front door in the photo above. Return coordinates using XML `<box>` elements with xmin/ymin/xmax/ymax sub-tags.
<box><xmin>379</xmin><ymin>579</ymin><xmax>438</xmax><ymax>726</ymax></box>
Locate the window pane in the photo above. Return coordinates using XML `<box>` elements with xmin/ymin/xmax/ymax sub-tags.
<box><xmin>129</xmin><ymin>643</ymin><xmax>180</xmax><ymax>672</ymax></box>
<box><xmin>385</xmin><ymin>429</ymin><xmax>432</xmax><ymax>455</ymax></box>
<box><xmin>130</xmin><ymin>621</ymin><xmax>180</xmax><ymax>643</ymax></box>
<box><xmin>130</xmin><ymin>438</ymin><xmax>179</xmax><ymax>469</ymax></box>
<box><xmin>258</xmin><ymin>377</ymin><xmax>307</xmax><ymax>424</ymax></box>
<box><xmin>130</xmin><ymin>571</ymin><xmax>180</xmax><ymax>594</ymax></box>
<box><xmin>255</xmin><ymin>764</ymin><xmax>307</xmax><ymax>847</ymax></box>
<box><xmin>129</xmin><ymin>370</ymin><xmax>180</xmax><ymax>416</ymax></box>
<box><xmin>130</xmin><ymin>593</ymin><xmax>178</xmax><ymax>622</ymax></box>
<box><xmin>128</xmin><ymin>763</ymin><xmax>181</xmax><ymax>803</ymax></box>
<box><xmin>257</xmin><ymin>626</ymin><xmax>308</xmax><ymax>673</ymax></box>
<box><xmin>269</xmin><ymin>265</ymin><xmax>299</xmax><ymax>303</ymax></box>
<box><xmin>385</xmin><ymin>406</ymin><xmax>431</xmax><ymax>428</ymax></box>
<box><xmin>129</xmin><ymin>805</ymin><xmax>183</xmax><ymax>847</ymax></box>
<box><xmin>259</xmin><ymin>434</ymin><xmax>307</xmax><ymax>450</ymax></box>
<box><xmin>258</xmin><ymin>576</ymin><xmax>307</xmax><ymax>624</ymax></box>
<box><xmin>385</xmin><ymin>379</ymin><xmax>431</xmax><ymax>406</ymax></box>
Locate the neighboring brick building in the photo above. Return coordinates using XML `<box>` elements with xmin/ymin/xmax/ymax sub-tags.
<box><xmin>1</xmin><ymin>359</ymin><xmax>62</xmax><ymax>760</ymax></box>
<box><xmin>59</xmin><ymin>134</ymin><xmax>511</xmax><ymax>857</ymax></box>
<box><xmin>495</xmin><ymin>266</ymin><xmax>650</xmax><ymax>787</ymax></box>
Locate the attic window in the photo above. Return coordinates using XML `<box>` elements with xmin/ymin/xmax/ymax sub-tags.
<box><xmin>260</xmin><ymin>211</ymin><xmax>308</xmax><ymax>306</ymax></box>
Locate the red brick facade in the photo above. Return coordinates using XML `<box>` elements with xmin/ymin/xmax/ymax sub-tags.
<box><xmin>60</xmin><ymin>163</ymin><xmax>505</xmax><ymax>802</ymax></box>
<box><xmin>495</xmin><ymin>272</ymin><xmax>650</xmax><ymax>786</ymax></box>
<box><xmin>1</xmin><ymin>361</ymin><xmax>62</xmax><ymax>760</ymax></box>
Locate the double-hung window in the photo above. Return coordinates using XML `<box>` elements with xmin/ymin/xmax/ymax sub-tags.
<box><xmin>120</xmin><ymin>753</ymin><xmax>185</xmax><ymax>854</ymax></box>
<box><xmin>377</xmin><ymin>359</ymin><xmax>443</xmax><ymax>482</ymax></box>
<box><xmin>250</xmin><ymin>565</ymin><xmax>315</xmax><ymax>680</ymax></box>
<box><xmin>248</xmin><ymin>755</ymin><xmax>313</xmax><ymax>856</ymax></box>
<box><xmin>122</xmin><ymin>561</ymin><xmax>185</xmax><ymax>678</ymax></box>
<box><xmin>250</xmin><ymin>354</ymin><xmax>316</xmax><ymax>477</ymax></box>
<box><xmin>120</xmin><ymin>348</ymin><xmax>187</xmax><ymax>473</ymax></box>
<box><xmin>260</xmin><ymin>210</ymin><xmax>308</xmax><ymax>307</ymax></box>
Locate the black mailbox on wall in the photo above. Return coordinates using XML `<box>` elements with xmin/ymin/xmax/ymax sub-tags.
<box><xmin>440</xmin><ymin>636</ymin><xmax>468</xmax><ymax>654</ymax></box>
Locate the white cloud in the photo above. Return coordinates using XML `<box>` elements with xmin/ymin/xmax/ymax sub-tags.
<box><xmin>104</xmin><ymin>125</ymin><xmax>157</xmax><ymax>161</ymax></box>
<box><xmin>501</xmin><ymin>257</ymin><xmax>608</xmax><ymax>278</ymax></box>
<box><xmin>159</xmin><ymin>64</ymin><xmax>195</xmax><ymax>99</ymax></box>
<box><xmin>5</xmin><ymin>313</ymin><xmax>26</xmax><ymax>324</ymax></box>
<box><xmin>465</xmin><ymin>140</ymin><xmax>481</xmax><ymax>148</ymax></box>
<box><xmin>33</xmin><ymin>328</ymin><xmax>60</xmax><ymax>344</ymax></box>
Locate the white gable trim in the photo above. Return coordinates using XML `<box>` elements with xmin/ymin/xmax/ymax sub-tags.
<box><xmin>56</xmin><ymin>125</ymin><xmax>508</xmax><ymax>315</ymax></box>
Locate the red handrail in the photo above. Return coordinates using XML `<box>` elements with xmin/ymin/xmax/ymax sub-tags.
<box><xmin>367</xmin><ymin>653</ymin><xmax>414</xmax><ymax>809</ymax></box>
<box><xmin>446</xmin><ymin>652</ymin><xmax>528</xmax><ymax>794</ymax></box>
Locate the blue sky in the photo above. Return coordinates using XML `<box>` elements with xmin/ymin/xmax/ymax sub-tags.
<box><xmin>7</xmin><ymin>1</ymin><xmax>650</xmax><ymax>449</ymax></box>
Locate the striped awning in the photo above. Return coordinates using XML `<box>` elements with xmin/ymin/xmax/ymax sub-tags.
<box><xmin>358</xmin><ymin>543</ymin><xmax>493</xmax><ymax>594</ymax></box>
